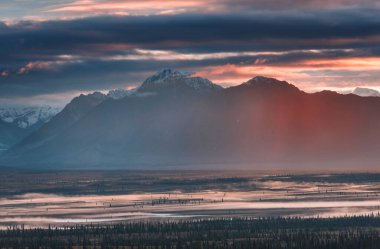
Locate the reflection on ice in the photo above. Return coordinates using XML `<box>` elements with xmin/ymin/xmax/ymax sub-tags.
<box><xmin>2</xmin><ymin>172</ymin><xmax>380</xmax><ymax>228</ymax></box>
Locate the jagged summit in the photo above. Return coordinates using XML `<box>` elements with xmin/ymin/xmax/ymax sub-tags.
<box><xmin>243</xmin><ymin>76</ymin><xmax>300</xmax><ymax>92</ymax></box>
<box><xmin>145</xmin><ymin>68</ymin><xmax>193</xmax><ymax>82</ymax></box>
<box><xmin>86</xmin><ymin>91</ymin><xmax>108</xmax><ymax>100</ymax></box>
<box><xmin>107</xmin><ymin>88</ymin><xmax>136</xmax><ymax>100</ymax></box>
<box><xmin>0</xmin><ymin>105</ymin><xmax>61</xmax><ymax>129</ymax></box>
<box><xmin>138</xmin><ymin>68</ymin><xmax>223</xmax><ymax>92</ymax></box>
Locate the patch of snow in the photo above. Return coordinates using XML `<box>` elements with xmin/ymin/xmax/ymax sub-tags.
<box><xmin>0</xmin><ymin>106</ymin><xmax>62</xmax><ymax>129</ymax></box>
<box><xmin>352</xmin><ymin>87</ymin><xmax>380</xmax><ymax>97</ymax></box>
<box><xmin>88</xmin><ymin>92</ymin><xmax>108</xmax><ymax>100</ymax></box>
<box><xmin>107</xmin><ymin>88</ymin><xmax>136</xmax><ymax>99</ymax></box>
<box><xmin>139</xmin><ymin>68</ymin><xmax>223</xmax><ymax>91</ymax></box>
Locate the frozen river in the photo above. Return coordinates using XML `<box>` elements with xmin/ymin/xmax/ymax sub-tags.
<box><xmin>1</xmin><ymin>170</ymin><xmax>380</xmax><ymax>228</ymax></box>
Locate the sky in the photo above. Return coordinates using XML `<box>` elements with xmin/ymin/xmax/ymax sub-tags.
<box><xmin>1</xmin><ymin>0</ymin><xmax>380</xmax><ymax>106</ymax></box>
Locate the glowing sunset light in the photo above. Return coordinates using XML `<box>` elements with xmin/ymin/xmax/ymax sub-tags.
<box><xmin>2</xmin><ymin>2</ymin><xmax>380</xmax><ymax>245</ymax></box>
<box><xmin>1</xmin><ymin>0</ymin><xmax>380</xmax><ymax>104</ymax></box>
<box><xmin>48</xmin><ymin>0</ymin><xmax>212</xmax><ymax>14</ymax></box>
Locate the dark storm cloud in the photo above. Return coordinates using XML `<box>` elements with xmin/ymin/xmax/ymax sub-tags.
<box><xmin>2</xmin><ymin>10</ymin><xmax>380</xmax><ymax>52</ymax></box>
<box><xmin>2</xmin><ymin>0</ymin><xmax>380</xmax><ymax>21</ymax></box>
<box><xmin>1</xmin><ymin>8</ymin><xmax>380</xmax><ymax>97</ymax></box>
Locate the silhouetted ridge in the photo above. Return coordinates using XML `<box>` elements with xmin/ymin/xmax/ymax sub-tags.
<box><xmin>243</xmin><ymin>76</ymin><xmax>300</xmax><ymax>92</ymax></box>
<box><xmin>314</xmin><ymin>90</ymin><xmax>342</xmax><ymax>96</ymax></box>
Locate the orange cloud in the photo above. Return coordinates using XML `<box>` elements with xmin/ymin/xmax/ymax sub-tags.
<box><xmin>16</xmin><ymin>59</ymin><xmax>81</xmax><ymax>75</ymax></box>
<box><xmin>46</xmin><ymin>0</ymin><xmax>380</xmax><ymax>16</ymax></box>
<box><xmin>48</xmin><ymin>0</ymin><xmax>217</xmax><ymax>15</ymax></box>
<box><xmin>196</xmin><ymin>57</ymin><xmax>380</xmax><ymax>91</ymax></box>
<box><xmin>300</xmin><ymin>58</ymin><xmax>380</xmax><ymax>70</ymax></box>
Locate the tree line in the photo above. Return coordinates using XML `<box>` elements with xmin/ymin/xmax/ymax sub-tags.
<box><xmin>1</xmin><ymin>215</ymin><xmax>380</xmax><ymax>248</ymax></box>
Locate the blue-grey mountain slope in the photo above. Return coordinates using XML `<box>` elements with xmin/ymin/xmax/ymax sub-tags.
<box><xmin>2</xmin><ymin>69</ymin><xmax>380</xmax><ymax>169</ymax></box>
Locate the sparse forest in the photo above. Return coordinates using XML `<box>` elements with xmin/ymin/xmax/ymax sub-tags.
<box><xmin>2</xmin><ymin>216</ymin><xmax>380</xmax><ymax>249</ymax></box>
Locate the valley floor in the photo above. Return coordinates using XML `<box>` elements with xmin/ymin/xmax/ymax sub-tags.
<box><xmin>1</xmin><ymin>170</ymin><xmax>380</xmax><ymax>229</ymax></box>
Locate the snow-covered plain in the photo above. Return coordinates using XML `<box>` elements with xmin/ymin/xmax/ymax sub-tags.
<box><xmin>1</xmin><ymin>171</ymin><xmax>380</xmax><ymax>229</ymax></box>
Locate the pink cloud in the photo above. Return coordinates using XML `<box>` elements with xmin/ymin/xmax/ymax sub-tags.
<box><xmin>45</xmin><ymin>0</ymin><xmax>380</xmax><ymax>18</ymax></box>
<box><xmin>195</xmin><ymin>57</ymin><xmax>380</xmax><ymax>91</ymax></box>
<box><xmin>0</xmin><ymin>70</ymin><xmax>9</xmax><ymax>77</ymax></box>
<box><xmin>17</xmin><ymin>61</ymin><xmax>65</xmax><ymax>75</ymax></box>
<box><xmin>47</xmin><ymin>0</ymin><xmax>217</xmax><ymax>16</ymax></box>
<box><xmin>16</xmin><ymin>57</ymin><xmax>83</xmax><ymax>75</ymax></box>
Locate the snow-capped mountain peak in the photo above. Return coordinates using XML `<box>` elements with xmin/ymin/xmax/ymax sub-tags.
<box><xmin>0</xmin><ymin>106</ymin><xmax>61</xmax><ymax>129</ymax></box>
<box><xmin>107</xmin><ymin>88</ymin><xmax>136</xmax><ymax>99</ymax></box>
<box><xmin>352</xmin><ymin>87</ymin><xmax>380</xmax><ymax>97</ymax></box>
<box><xmin>147</xmin><ymin>68</ymin><xmax>193</xmax><ymax>82</ymax></box>
<box><xmin>139</xmin><ymin>68</ymin><xmax>223</xmax><ymax>92</ymax></box>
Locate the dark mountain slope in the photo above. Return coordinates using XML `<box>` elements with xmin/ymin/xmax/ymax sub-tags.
<box><xmin>0</xmin><ymin>120</ymin><xmax>30</xmax><ymax>153</ymax></box>
<box><xmin>5</xmin><ymin>92</ymin><xmax>107</xmax><ymax>153</ymax></box>
<box><xmin>2</xmin><ymin>73</ymin><xmax>380</xmax><ymax>169</ymax></box>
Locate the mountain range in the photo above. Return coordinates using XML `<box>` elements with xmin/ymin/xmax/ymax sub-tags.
<box><xmin>0</xmin><ymin>106</ymin><xmax>61</xmax><ymax>151</ymax></box>
<box><xmin>0</xmin><ymin>87</ymin><xmax>134</xmax><ymax>152</ymax></box>
<box><xmin>1</xmin><ymin>68</ymin><xmax>380</xmax><ymax>169</ymax></box>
